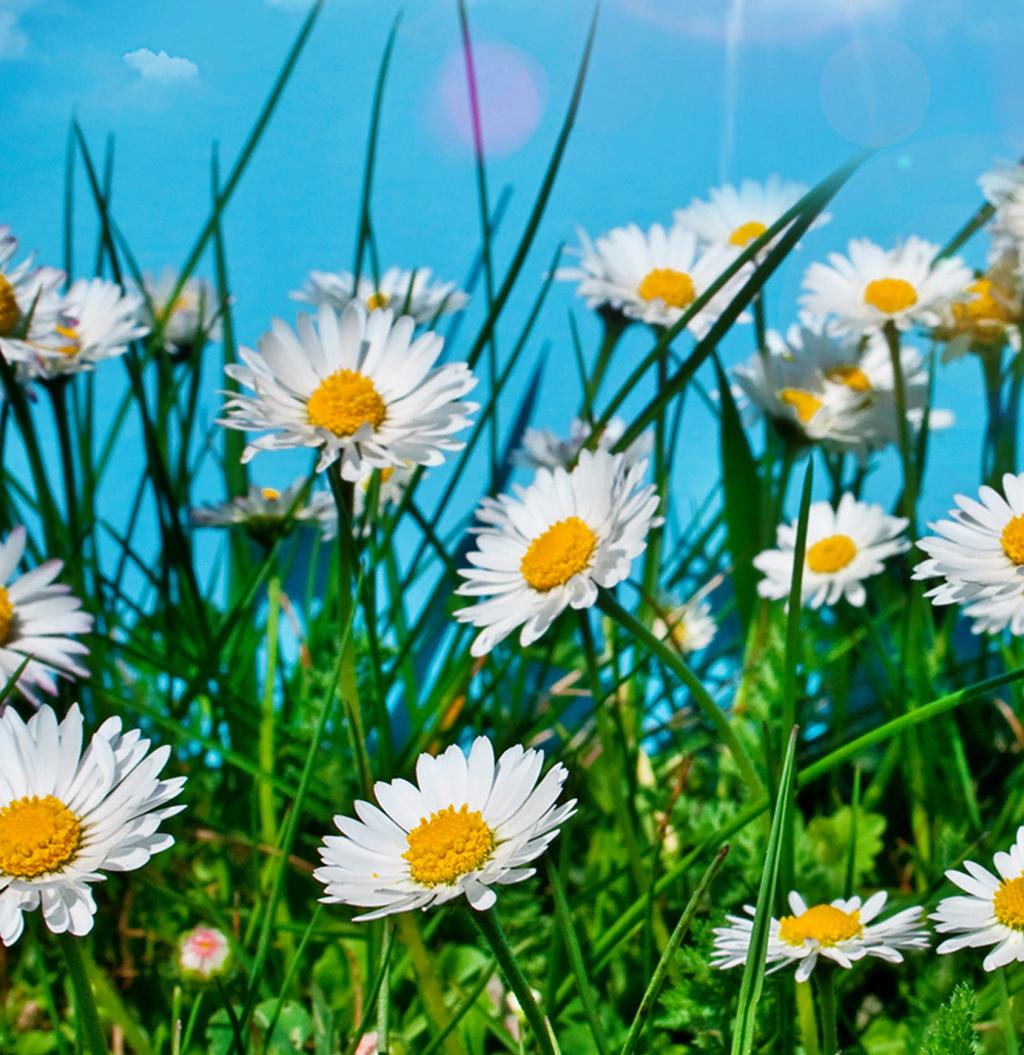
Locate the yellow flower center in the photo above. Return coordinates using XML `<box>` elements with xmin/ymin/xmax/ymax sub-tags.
<box><xmin>0</xmin><ymin>275</ymin><xmax>19</xmax><ymax>336</ymax></box>
<box><xmin>994</xmin><ymin>875</ymin><xmax>1024</xmax><ymax>930</ymax></box>
<box><xmin>0</xmin><ymin>584</ymin><xmax>13</xmax><ymax>645</ymax></box>
<box><xmin>950</xmin><ymin>278</ymin><xmax>1017</xmax><ymax>337</ymax></box>
<box><xmin>778</xmin><ymin>904</ymin><xmax>863</xmax><ymax>947</ymax></box>
<box><xmin>54</xmin><ymin>324</ymin><xmax>81</xmax><ymax>357</ymax></box>
<box><xmin>402</xmin><ymin>804</ymin><xmax>495</xmax><ymax>886</ymax></box>
<box><xmin>806</xmin><ymin>534</ymin><xmax>857</xmax><ymax>574</ymax></box>
<box><xmin>520</xmin><ymin>516</ymin><xmax>598</xmax><ymax>591</ymax></box>
<box><xmin>729</xmin><ymin>220</ymin><xmax>768</xmax><ymax>247</ymax></box>
<box><xmin>0</xmin><ymin>795</ymin><xmax>82</xmax><ymax>879</ymax></box>
<box><xmin>307</xmin><ymin>370</ymin><xmax>387</xmax><ymax>437</ymax></box>
<box><xmin>863</xmin><ymin>277</ymin><xmax>918</xmax><ymax>315</ymax></box>
<box><xmin>366</xmin><ymin>291</ymin><xmax>391</xmax><ymax>311</ymax></box>
<box><xmin>778</xmin><ymin>387</ymin><xmax>823</xmax><ymax>424</ymax></box>
<box><xmin>637</xmin><ymin>268</ymin><xmax>696</xmax><ymax>309</ymax></box>
<box><xmin>1001</xmin><ymin>515</ymin><xmax>1024</xmax><ymax>565</ymax></box>
<box><xmin>825</xmin><ymin>364</ymin><xmax>872</xmax><ymax>393</ymax></box>
<box><xmin>260</xmin><ymin>487</ymin><xmax>281</xmax><ymax>501</ymax></box>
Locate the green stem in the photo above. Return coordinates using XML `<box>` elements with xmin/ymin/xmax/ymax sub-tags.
<box><xmin>816</xmin><ymin>970</ymin><xmax>838</xmax><ymax>1055</ymax></box>
<box><xmin>258</xmin><ymin>572</ymin><xmax>282</xmax><ymax>848</ymax></box>
<box><xmin>998</xmin><ymin>969</ymin><xmax>1020</xmax><ymax>1055</ymax></box>
<box><xmin>587</xmin><ymin>311</ymin><xmax>629</xmax><ymax>405</ymax></box>
<box><xmin>60</xmin><ymin>935</ymin><xmax>108</xmax><ymax>1055</ymax></box>
<box><xmin>795</xmin><ymin>981</ymin><xmax>820</xmax><ymax>1055</ymax></box>
<box><xmin>473</xmin><ymin>907</ymin><xmax>560</xmax><ymax>1055</ymax></box>
<box><xmin>377</xmin><ymin>918</ymin><xmax>392</xmax><ymax>1054</ymax></box>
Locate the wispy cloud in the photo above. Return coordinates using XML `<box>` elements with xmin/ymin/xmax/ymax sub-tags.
<box><xmin>123</xmin><ymin>47</ymin><xmax>199</xmax><ymax>84</ymax></box>
<box><xmin>0</xmin><ymin>0</ymin><xmax>39</xmax><ymax>59</ymax></box>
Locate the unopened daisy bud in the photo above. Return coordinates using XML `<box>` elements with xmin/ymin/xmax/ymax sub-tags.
<box><xmin>178</xmin><ymin>926</ymin><xmax>232</xmax><ymax>981</ymax></box>
<box><xmin>354</xmin><ymin>1034</ymin><xmax>378</xmax><ymax>1055</ymax></box>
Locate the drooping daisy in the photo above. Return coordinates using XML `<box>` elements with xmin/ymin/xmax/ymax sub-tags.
<box><xmin>0</xmin><ymin>703</ymin><xmax>185</xmax><ymax>946</ymax></box>
<box><xmin>292</xmin><ymin>266</ymin><xmax>468</xmax><ymax>326</ymax></box>
<box><xmin>144</xmin><ymin>270</ymin><xmax>222</xmax><ymax>357</ymax></box>
<box><xmin>933</xmin><ymin>827</ymin><xmax>1024</xmax><ymax>971</ymax></box>
<box><xmin>712</xmin><ymin>890</ymin><xmax>928</xmax><ymax>982</ymax></box>
<box><xmin>454</xmin><ymin>449</ymin><xmax>661</xmax><ymax>656</ymax></box>
<box><xmin>652</xmin><ymin>594</ymin><xmax>717</xmax><ymax>654</ymax></box>
<box><xmin>0</xmin><ymin>527</ymin><xmax>92</xmax><ymax>702</ymax></box>
<box><xmin>801</xmin><ymin>237</ymin><xmax>972</xmax><ymax>337</ymax></box>
<box><xmin>0</xmin><ymin>227</ymin><xmax>63</xmax><ymax>348</ymax></box>
<box><xmin>674</xmin><ymin>176</ymin><xmax>826</xmax><ymax>253</ymax></box>
<box><xmin>191</xmin><ymin>482</ymin><xmax>333</xmax><ymax>542</ymax></box>
<box><xmin>6</xmin><ymin>278</ymin><xmax>148</xmax><ymax>381</ymax></box>
<box><xmin>934</xmin><ymin>254</ymin><xmax>1022</xmax><ymax>360</ymax></box>
<box><xmin>556</xmin><ymin>223</ymin><xmax>745</xmax><ymax>335</ymax></box>
<box><xmin>178</xmin><ymin>926</ymin><xmax>232</xmax><ymax>980</ymax></box>
<box><xmin>314</xmin><ymin>736</ymin><xmax>576</xmax><ymax>920</ymax></box>
<box><xmin>914</xmin><ymin>473</ymin><xmax>1024</xmax><ymax>635</ymax></box>
<box><xmin>513</xmin><ymin>416</ymin><xmax>652</xmax><ymax>472</ymax></box>
<box><xmin>755</xmin><ymin>494</ymin><xmax>908</xmax><ymax>609</ymax></box>
<box><xmin>980</xmin><ymin>160</ymin><xmax>1024</xmax><ymax>263</ymax></box>
<box><xmin>219</xmin><ymin>303</ymin><xmax>478</xmax><ymax>478</ymax></box>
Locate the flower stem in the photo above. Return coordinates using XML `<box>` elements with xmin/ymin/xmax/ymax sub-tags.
<box><xmin>816</xmin><ymin>969</ymin><xmax>838</xmax><ymax>1055</ymax></box>
<box><xmin>258</xmin><ymin>571</ymin><xmax>282</xmax><ymax>848</ymax></box>
<box><xmin>59</xmin><ymin>934</ymin><xmax>108</xmax><ymax>1055</ymax></box>
<box><xmin>795</xmin><ymin>981</ymin><xmax>820</xmax><ymax>1055</ymax></box>
<box><xmin>472</xmin><ymin>906</ymin><xmax>560</xmax><ymax>1055</ymax></box>
<box><xmin>998</xmin><ymin>969</ymin><xmax>1020</xmax><ymax>1055</ymax></box>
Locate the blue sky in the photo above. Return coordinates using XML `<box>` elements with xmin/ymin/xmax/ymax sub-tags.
<box><xmin>3</xmin><ymin>0</ymin><xmax>1024</xmax><ymax>535</ymax></box>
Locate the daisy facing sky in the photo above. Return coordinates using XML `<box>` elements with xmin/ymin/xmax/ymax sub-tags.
<box><xmin>933</xmin><ymin>826</ymin><xmax>1024</xmax><ymax>972</ymax></box>
<box><xmin>712</xmin><ymin>890</ymin><xmax>928</xmax><ymax>982</ymax></box>
<box><xmin>556</xmin><ymin>222</ymin><xmax>744</xmax><ymax>335</ymax></box>
<box><xmin>219</xmin><ymin>302</ymin><xmax>478</xmax><ymax>477</ymax></box>
<box><xmin>801</xmin><ymin>237</ymin><xmax>971</xmax><ymax>337</ymax></box>
<box><xmin>454</xmin><ymin>449</ymin><xmax>661</xmax><ymax>656</ymax></box>
<box><xmin>0</xmin><ymin>704</ymin><xmax>185</xmax><ymax>946</ymax></box>
<box><xmin>755</xmin><ymin>493</ymin><xmax>908</xmax><ymax>609</ymax></box>
<box><xmin>315</xmin><ymin>736</ymin><xmax>575</xmax><ymax>919</ymax></box>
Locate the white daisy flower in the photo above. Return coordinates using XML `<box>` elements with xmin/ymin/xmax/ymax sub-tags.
<box><xmin>314</xmin><ymin>736</ymin><xmax>576</xmax><ymax>920</ymax></box>
<box><xmin>292</xmin><ymin>266</ymin><xmax>468</xmax><ymax>326</ymax></box>
<box><xmin>178</xmin><ymin>926</ymin><xmax>232</xmax><ymax>980</ymax></box>
<box><xmin>0</xmin><ymin>703</ymin><xmax>185</xmax><ymax>946</ymax></box>
<box><xmin>914</xmin><ymin>472</ymin><xmax>1024</xmax><ymax>634</ymax></box>
<box><xmin>144</xmin><ymin>270</ymin><xmax>222</xmax><ymax>356</ymax></box>
<box><xmin>712</xmin><ymin>890</ymin><xmax>928</xmax><ymax>982</ymax></box>
<box><xmin>556</xmin><ymin>223</ymin><xmax>745</xmax><ymax>335</ymax></box>
<box><xmin>933</xmin><ymin>826</ymin><xmax>1024</xmax><ymax>971</ymax></box>
<box><xmin>673</xmin><ymin>176</ymin><xmax>826</xmax><ymax>252</ymax></box>
<box><xmin>6</xmin><ymin>278</ymin><xmax>148</xmax><ymax>381</ymax></box>
<box><xmin>0</xmin><ymin>226</ymin><xmax>63</xmax><ymax>348</ymax></box>
<box><xmin>801</xmin><ymin>237</ymin><xmax>972</xmax><ymax>337</ymax></box>
<box><xmin>454</xmin><ymin>449</ymin><xmax>661</xmax><ymax>657</ymax></box>
<box><xmin>0</xmin><ymin>527</ymin><xmax>92</xmax><ymax>703</ymax></box>
<box><xmin>755</xmin><ymin>493</ymin><xmax>908</xmax><ymax>609</ymax></box>
<box><xmin>219</xmin><ymin>303</ymin><xmax>478</xmax><ymax>478</ymax></box>
<box><xmin>513</xmin><ymin>416</ymin><xmax>652</xmax><ymax>472</ymax></box>
<box><xmin>652</xmin><ymin>594</ymin><xmax>717</xmax><ymax>654</ymax></box>
<box><xmin>191</xmin><ymin>482</ymin><xmax>333</xmax><ymax>541</ymax></box>
<box><xmin>934</xmin><ymin>255</ymin><xmax>1022</xmax><ymax>360</ymax></box>
<box><xmin>980</xmin><ymin>160</ymin><xmax>1024</xmax><ymax>263</ymax></box>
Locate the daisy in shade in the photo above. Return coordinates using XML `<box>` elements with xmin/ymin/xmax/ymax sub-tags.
<box><xmin>191</xmin><ymin>482</ymin><xmax>333</xmax><ymax>542</ymax></box>
<box><xmin>219</xmin><ymin>303</ymin><xmax>478</xmax><ymax>478</ymax></box>
<box><xmin>934</xmin><ymin>254</ymin><xmax>1023</xmax><ymax>361</ymax></box>
<box><xmin>674</xmin><ymin>175</ymin><xmax>826</xmax><ymax>253</ymax></box>
<box><xmin>7</xmin><ymin>278</ymin><xmax>148</xmax><ymax>381</ymax></box>
<box><xmin>0</xmin><ymin>703</ymin><xmax>185</xmax><ymax>946</ymax></box>
<box><xmin>292</xmin><ymin>266</ymin><xmax>468</xmax><ymax>326</ymax></box>
<box><xmin>914</xmin><ymin>473</ymin><xmax>1024</xmax><ymax>634</ymax></box>
<box><xmin>454</xmin><ymin>449</ymin><xmax>661</xmax><ymax>657</ymax></box>
<box><xmin>933</xmin><ymin>826</ymin><xmax>1024</xmax><ymax>971</ymax></box>
<box><xmin>712</xmin><ymin>890</ymin><xmax>928</xmax><ymax>982</ymax></box>
<box><xmin>801</xmin><ymin>237</ymin><xmax>972</xmax><ymax>337</ymax></box>
<box><xmin>980</xmin><ymin>160</ymin><xmax>1024</xmax><ymax>263</ymax></box>
<box><xmin>314</xmin><ymin>736</ymin><xmax>575</xmax><ymax>919</ymax></box>
<box><xmin>652</xmin><ymin>592</ymin><xmax>717</xmax><ymax>654</ymax></box>
<box><xmin>0</xmin><ymin>527</ymin><xmax>92</xmax><ymax>703</ymax></box>
<box><xmin>556</xmin><ymin>223</ymin><xmax>744</xmax><ymax>335</ymax></box>
<box><xmin>755</xmin><ymin>494</ymin><xmax>908</xmax><ymax>609</ymax></box>
<box><xmin>513</xmin><ymin>416</ymin><xmax>652</xmax><ymax>472</ymax></box>
<box><xmin>144</xmin><ymin>270</ymin><xmax>222</xmax><ymax>357</ymax></box>
<box><xmin>0</xmin><ymin>227</ymin><xmax>63</xmax><ymax>347</ymax></box>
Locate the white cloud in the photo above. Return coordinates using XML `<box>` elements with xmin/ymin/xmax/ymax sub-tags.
<box><xmin>0</xmin><ymin>0</ymin><xmax>39</xmax><ymax>60</ymax></box>
<box><xmin>123</xmin><ymin>47</ymin><xmax>199</xmax><ymax>84</ymax></box>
